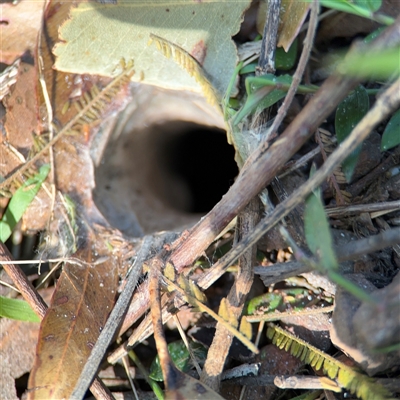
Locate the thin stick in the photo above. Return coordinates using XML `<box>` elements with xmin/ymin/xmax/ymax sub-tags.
<box><xmin>197</xmin><ymin>77</ymin><xmax>400</xmax><ymax>290</ymax></box>
<box><xmin>0</xmin><ymin>243</ymin><xmax>47</xmax><ymax>319</ymax></box>
<box><xmin>71</xmin><ymin>236</ymin><xmax>154</xmax><ymax>400</ymax></box>
<box><xmin>326</xmin><ymin>200</ymin><xmax>400</xmax><ymax>217</ymax></box>
<box><xmin>266</xmin><ymin>0</ymin><xmax>319</xmax><ymax>138</ymax></box>
<box><xmin>246</xmin><ymin>305</ymin><xmax>335</xmax><ymax>323</ymax></box>
<box><xmin>200</xmin><ymin>198</ymin><xmax>259</xmax><ymax>390</ymax></box>
<box><xmin>256</xmin><ymin>0</ymin><xmax>281</xmax><ymax>75</ymax></box>
<box><xmin>253</xmin><ymin>224</ymin><xmax>400</xmax><ymax>285</ymax></box>
<box><xmin>173</xmin><ymin>314</ymin><xmax>202</xmax><ymax>376</ymax></box>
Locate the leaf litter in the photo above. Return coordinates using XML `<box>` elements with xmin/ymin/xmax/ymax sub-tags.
<box><xmin>1</xmin><ymin>1</ymin><xmax>400</xmax><ymax>399</ymax></box>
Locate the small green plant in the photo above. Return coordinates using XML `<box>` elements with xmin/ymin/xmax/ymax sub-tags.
<box><xmin>0</xmin><ymin>296</ymin><xmax>40</xmax><ymax>322</ymax></box>
<box><xmin>318</xmin><ymin>0</ymin><xmax>394</xmax><ymax>25</ymax></box>
<box><xmin>0</xmin><ymin>164</ymin><xmax>50</xmax><ymax>243</ymax></box>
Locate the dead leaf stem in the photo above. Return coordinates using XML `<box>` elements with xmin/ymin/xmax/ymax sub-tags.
<box><xmin>200</xmin><ymin>198</ymin><xmax>259</xmax><ymax>391</ymax></box>
<box><xmin>0</xmin><ymin>243</ymin><xmax>47</xmax><ymax>319</ymax></box>
<box><xmin>325</xmin><ymin>200</ymin><xmax>400</xmax><ymax>218</ymax></box>
<box><xmin>256</xmin><ymin>0</ymin><xmax>281</xmax><ymax>75</ymax></box>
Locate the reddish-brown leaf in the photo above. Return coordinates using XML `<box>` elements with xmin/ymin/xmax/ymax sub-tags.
<box><xmin>3</xmin><ymin>62</ymin><xmax>41</xmax><ymax>154</ymax></box>
<box><xmin>0</xmin><ymin>0</ymin><xmax>45</xmax><ymax>64</ymax></box>
<box><xmin>27</xmin><ymin>236</ymin><xmax>119</xmax><ymax>399</ymax></box>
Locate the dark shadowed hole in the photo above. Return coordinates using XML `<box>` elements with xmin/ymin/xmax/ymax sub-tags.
<box><xmin>156</xmin><ymin>124</ymin><xmax>238</xmax><ymax>213</ymax></box>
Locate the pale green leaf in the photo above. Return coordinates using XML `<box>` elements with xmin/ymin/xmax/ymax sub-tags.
<box><xmin>319</xmin><ymin>0</ymin><xmax>393</xmax><ymax>24</ymax></box>
<box><xmin>0</xmin><ymin>296</ymin><xmax>40</xmax><ymax>322</ymax></box>
<box><xmin>304</xmin><ymin>167</ymin><xmax>338</xmax><ymax>272</ymax></box>
<box><xmin>0</xmin><ymin>164</ymin><xmax>50</xmax><ymax>243</ymax></box>
<box><xmin>339</xmin><ymin>47</ymin><xmax>400</xmax><ymax>79</ymax></box>
<box><xmin>54</xmin><ymin>0</ymin><xmax>251</xmax><ymax>99</ymax></box>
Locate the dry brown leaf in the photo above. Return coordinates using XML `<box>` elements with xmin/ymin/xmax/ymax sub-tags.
<box><xmin>166</xmin><ymin>366</ymin><xmax>225</xmax><ymax>400</ymax></box>
<box><xmin>317</xmin><ymin>0</ymin><xmax>400</xmax><ymax>43</ymax></box>
<box><xmin>27</xmin><ymin>235</ymin><xmax>119</xmax><ymax>399</ymax></box>
<box><xmin>0</xmin><ymin>288</ymin><xmax>53</xmax><ymax>400</ymax></box>
<box><xmin>257</xmin><ymin>0</ymin><xmax>310</xmax><ymax>51</ymax></box>
<box><xmin>3</xmin><ymin>61</ymin><xmax>40</xmax><ymax>154</ymax></box>
<box><xmin>0</xmin><ymin>0</ymin><xmax>45</xmax><ymax>64</ymax></box>
<box><xmin>1</xmin><ymin>319</ymin><xmax>41</xmax><ymax>400</ymax></box>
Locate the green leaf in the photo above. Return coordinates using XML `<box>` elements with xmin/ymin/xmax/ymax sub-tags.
<box><xmin>0</xmin><ymin>296</ymin><xmax>40</xmax><ymax>322</ymax></box>
<box><xmin>233</xmin><ymin>73</ymin><xmax>317</xmax><ymax>125</ymax></box>
<box><xmin>339</xmin><ymin>47</ymin><xmax>400</xmax><ymax>79</ymax></box>
<box><xmin>149</xmin><ymin>340</ymin><xmax>206</xmax><ymax>381</ymax></box>
<box><xmin>354</xmin><ymin>0</ymin><xmax>382</xmax><ymax>12</ymax></box>
<box><xmin>239</xmin><ymin>40</ymin><xmax>297</xmax><ymax>75</ymax></box>
<box><xmin>276</xmin><ymin>39</ymin><xmax>298</xmax><ymax>70</ymax></box>
<box><xmin>54</xmin><ymin>1</ymin><xmax>251</xmax><ymax>99</ymax></box>
<box><xmin>304</xmin><ymin>167</ymin><xmax>338</xmax><ymax>272</ymax></box>
<box><xmin>381</xmin><ymin>109</ymin><xmax>400</xmax><ymax>151</ymax></box>
<box><xmin>319</xmin><ymin>0</ymin><xmax>393</xmax><ymax>24</ymax></box>
<box><xmin>233</xmin><ymin>74</ymin><xmax>291</xmax><ymax>125</ymax></box>
<box><xmin>0</xmin><ymin>164</ymin><xmax>50</xmax><ymax>243</ymax></box>
<box><xmin>363</xmin><ymin>27</ymin><xmax>386</xmax><ymax>44</ymax></box>
<box><xmin>246</xmin><ymin>292</ymin><xmax>282</xmax><ymax>315</ymax></box>
<box><xmin>335</xmin><ymin>85</ymin><xmax>369</xmax><ymax>182</ymax></box>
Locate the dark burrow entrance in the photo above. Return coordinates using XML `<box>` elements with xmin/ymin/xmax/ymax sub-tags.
<box><xmin>93</xmin><ymin>93</ymin><xmax>239</xmax><ymax>235</ymax></box>
<box><xmin>155</xmin><ymin>122</ymin><xmax>238</xmax><ymax>213</ymax></box>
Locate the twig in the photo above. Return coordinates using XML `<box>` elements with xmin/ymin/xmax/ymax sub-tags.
<box><xmin>0</xmin><ymin>243</ymin><xmax>47</xmax><ymax>319</ymax></box>
<box><xmin>266</xmin><ymin>0</ymin><xmax>319</xmax><ymax>140</ymax></box>
<box><xmin>255</xmin><ymin>227</ymin><xmax>400</xmax><ymax>286</ymax></box>
<box><xmin>173</xmin><ymin>314</ymin><xmax>202</xmax><ymax>376</ymax></box>
<box><xmin>148</xmin><ymin>255</ymin><xmax>177</xmax><ymax>392</ymax></box>
<box><xmin>171</xmin><ymin>1</ymin><xmax>384</xmax><ymax>271</ymax></box>
<box><xmin>70</xmin><ymin>236</ymin><xmax>154</xmax><ymax>400</ymax></box>
<box><xmin>200</xmin><ymin>198</ymin><xmax>259</xmax><ymax>391</ymax></box>
<box><xmin>347</xmin><ymin>145</ymin><xmax>400</xmax><ymax>198</ymax></box>
<box><xmin>326</xmin><ymin>200</ymin><xmax>400</xmax><ymax>217</ymax></box>
<box><xmin>256</xmin><ymin>0</ymin><xmax>281</xmax><ymax>75</ymax></box>
<box><xmin>197</xmin><ymin>77</ymin><xmax>400</xmax><ymax>289</ymax></box>
<box><xmin>277</xmin><ymin>146</ymin><xmax>320</xmax><ymax>178</ymax></box>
